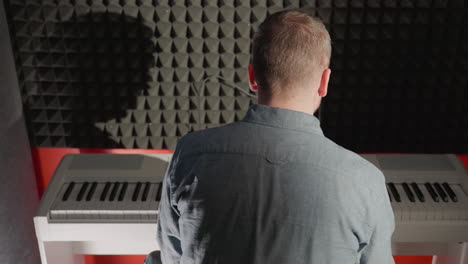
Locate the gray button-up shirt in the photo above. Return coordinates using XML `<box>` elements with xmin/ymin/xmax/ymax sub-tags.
<box><xmin>157</xmin><ymin>104</ymin><xmax>395</xmax><ymax>264</ymax></box>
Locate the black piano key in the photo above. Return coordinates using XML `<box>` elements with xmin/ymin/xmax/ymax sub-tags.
<box><xmin>76</xmin><ymin>182</ymin><xmax>90</xmax><ymax>201</ymax></box>
<box><xmin>118</xmin><ymin>182</ymin><xmax>128</xmax><ymax>201</ymax></box>
<box><xmin>100</xmin><ymin>182</ymin><xmax>111</xmax><ymax>201</ymax></box>
<box><xmin>434</xmin><ymin>183</ymin><xmax>449</xmax><ymax>202</ymax></box>
<box><xmin>132</xmin><ymin>182</ymin><xmax>142</xmax><ymax>201</ymax></box>
<box><xmin>62</xmin><ymin>182</ymin><xmax>75</xmax><ymax>201</ymax></box>
<box><xmin>402</xmin><ymin>183</ymin><xmax>415</xmax><ymax>202</ymax></box>
<box><xmin>109</xmin><ymin>182</ymin><xmax>121</xmax><ymax>201</ymax></box>
<box><xmin>387</xmin><ymin>188</ymin><xmax>392</xmax><ymax>202</ymax></box>
<box><xmin>156</xmin><ymin>183</ymin><xmax>163</xmax><ymax>201</ymax></box>
<box><xmin>442</xmin><ymin>182</ymin><xmax>458</xmax><ymax>202</ymax></box>
<box><xmin>142</xmin><ymin>182</ymin><xmax>150</xmax><ymax>201</ymax></box>
<box><xmin>86</xmin><ymin>182</ymin><xmax>97</xmax><ymax>201</ymax></box>
<box><xmin>425</xmin><ymin>182</ymin><xmax>440</xmax><ymax>202</ymax></box>
<box><xmin>410</xmin><ymin>182</ymin><xmax>425</xmax><ymax>202</ymax></box>
<box><xmin>388</xmin><ymin>183</ymin><xmax>401</xmax><ymax>203</ymax></box>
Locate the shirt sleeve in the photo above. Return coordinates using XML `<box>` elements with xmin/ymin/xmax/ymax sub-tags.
<box><xmin>359</xmin><ymin>175</ymin><xmax>395</xmax><ymax>264</ymax></box>
<box><xmin>156</xmin><ymin>141</ymin><xmax>184</xmax><ymax>264</ymax></box>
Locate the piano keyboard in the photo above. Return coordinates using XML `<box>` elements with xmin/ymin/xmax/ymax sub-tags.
<box><xmin>50</xmin><ymin>181</ymin><xmax>163</xmax><ymax>222</ymax></box>
<box><xmin>36</xmin><ymin>154</ymin><xmax>468</xmax><ymax>229</ymax></box>
<box><xmin>386</xmin><ymin>182</ymin><xmax>468</xmax><ymax>221</ymax></box>
<box><xmin>36</xmin><ymin>154</ymin><xmax>171</xmax><ymax>223</ymax></box>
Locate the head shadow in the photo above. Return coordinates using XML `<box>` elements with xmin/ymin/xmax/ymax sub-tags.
<box><xmin>36</xmin><ymin>11</ymin><xmax>155</xmax><ymax>148</ymax></box>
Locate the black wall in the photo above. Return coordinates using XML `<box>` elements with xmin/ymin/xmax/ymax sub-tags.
<box><xmin>5</xmin><ymin>0</ymin><xmax>467</xmax><ymax>152</ymax></box>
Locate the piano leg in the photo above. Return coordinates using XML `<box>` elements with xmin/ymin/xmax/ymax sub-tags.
<box><xmin>432</xmin><ymin>243</ymin><xmax>468</xmax><ymax>264</ymax></box>
<box><xmin>38</xmin><ymin>241</ymin><xmax>84</xmax><ymax>264</ymax></box>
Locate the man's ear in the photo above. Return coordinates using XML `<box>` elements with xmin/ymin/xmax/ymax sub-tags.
<box><xmin>318</xmin><ymin>68</ymin><xmax>331</xmax><ymax>97</ymax></box>
<box><xmin>248</xmin><ymin>64</ymin><xmax>258</xmax><ymax>92</ymax></box>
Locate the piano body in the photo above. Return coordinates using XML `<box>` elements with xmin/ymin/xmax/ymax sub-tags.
<box><xmin>34</xmin><ymin>153</ymin><xmax>468</xmax><ymax>264</ymax></box>
<box><xmin>34</xmin><ymin>154</ymin><xmax>171</xmax><ymax>264</ymax></box>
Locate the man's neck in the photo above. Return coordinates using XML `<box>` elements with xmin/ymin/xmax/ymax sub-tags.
<box><xmin>259</xmin><ymin>95</ymin><xmax>319</xmax><ymax>116</ymax></box>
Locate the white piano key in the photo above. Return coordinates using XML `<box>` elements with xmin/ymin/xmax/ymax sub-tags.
<box><xmin>451</xmin><ymin>185</ymin><xmax>468</xmax><ymax>220</ymax></box>
<box><xmin>140</xmin><ymin>182</ymin><xmax>152</xmax><ymax>220</ymax></box>
<box><xmin>407</xmin><ymin>186</ymin><xmax>426</xmax><ymax>221</ymax></box>
<box><xmin>443</xmin><ymin>184</ymin><xmax>460</xmax><ymax>221</ymax></box>
<box><xmin>151</xmin><ymin>183</ymin><xmax>162</xmax><ymax>220</ymax></box>
<box><xmin>51</xmin><ymin>210</ymin><xmax>67</xmax><ymax>220</ymax></box>
<box><xmin>388</xmin><ymin>185</ymin><xmax>402</xmax><ymax>222</ymax></box>
<box><xmin>74</xmin><ymin>197</ymin><xmax>86</xmax><ymax>220</ymax></box>
<box><xmin>434</xmin><ymin>183</ymin><xmax>455</xmax><ymax>221</ymax></box>
<box><xmin>428</xmin><ymin>184</ymin><xmax>446</xmax><ymax>221</ymax></box>
<box><xmin>119</xmin><ymin>183</ymin><xmax>139</xmax><ymax>213</ymax></box>
<box><xmin>106</xmin><ymin>182</ymin><xmax>126</xmax><ymax>220</ymax></box>
<box><xmin>64</xmin><ymin>182</ymin><xmax>84</xmax><ymax>220</ymax></box>
<box><xmin>50</xmin><ymin>183</ymin><xmax>72</xmax><ymax>220</ymax></box>
<box><xmin>75</xmin><ymin>182</ymin><xmax>93</xmax><ymax>220</ymax></box>
<box><xmin>108</xmin><ymin>183</ymin><xmax>125</xmax><ymax>220</ymax></box>
<box><xmin>395</xmin><ymin>184</ymin><xmax>411</xmax><ymax>221</ymax></box>
<box><xmin>138</xmin><ymin>183</ymin><xmax>149</xmax><ymax>220</ymax></box>
<box><xmin>141</xmin><ymin>183</ymin><xmax>158</xmax><ymax>220</ymax></box>
<box><xmin>419</xmin><ymin>185</ymin><xmax>435</xmax><ymax>221</ymax></box>
<box><xmin>84</xmin><ymin>183</ymin><xmax>106</xmax><ymax>220</ymax></box>
<box><xmin>149</xmin><ymin>183</ymin><xmax>161</xmax><ymax>219</ymax></box>
<box><xmin>123</xmin><ymin>183</ymin><xmax>141</xmax><ymax>220</ymax></box>
<box><xmin>100</xmin><ymin>183</ymin><xmax>114</xmax><ymax>220</ymax></box>
<box><xmin>416</xmin><ymin>183</ymin><xmax>431</xmax><ymax>221</ymax></box>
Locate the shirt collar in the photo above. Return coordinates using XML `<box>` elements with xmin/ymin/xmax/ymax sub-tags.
<box><xmin>241</xmin><ymin>104</ymin><xmax>324</xmax><ymax>136</ymax></box>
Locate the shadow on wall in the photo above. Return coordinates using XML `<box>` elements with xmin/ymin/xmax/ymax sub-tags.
<box><xmin>28</xmin><ymin>11</ymin><xmax>155</xmax><ymax>148</ymax></box>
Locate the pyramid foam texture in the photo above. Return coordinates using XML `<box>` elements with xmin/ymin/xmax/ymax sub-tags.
<box><xmin>5</xmin><ymin>0</ymin><xmax>468</xmax><ymax>152</ymax></box>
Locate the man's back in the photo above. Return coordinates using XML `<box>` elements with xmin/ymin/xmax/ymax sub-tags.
<box><xmin>157</xmin><ymin>104</ymin><xmax>395</xmax><ymax>264</ymax></box>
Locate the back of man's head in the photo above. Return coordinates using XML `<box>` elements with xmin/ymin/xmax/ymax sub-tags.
<box><xmin>252</xmin><ymin>10</ymin><xmax>331</xmax><ymax>99</ymax></box>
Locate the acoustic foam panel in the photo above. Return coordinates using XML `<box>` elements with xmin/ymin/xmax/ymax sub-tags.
<box><xmin>5</xmin><ymin>0</ymin><xmax>468</xmax><ymax>152</ymax></box>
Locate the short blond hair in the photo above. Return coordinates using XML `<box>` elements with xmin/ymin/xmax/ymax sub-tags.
<box><xmin>252</xmin><ymin>10</ymin><xmax>331</xmax><ymax>97</ymax></box>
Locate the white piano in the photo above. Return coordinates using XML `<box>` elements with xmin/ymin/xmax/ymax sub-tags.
<box><xmin>34</xmin><ymin>154</ymin><xmax>171</xmax><ymax>264</ymax></box>
<box><xmin>34</xmin><ymin>154</ymin><xmax>468</xmax><ymax>264</ymax></box>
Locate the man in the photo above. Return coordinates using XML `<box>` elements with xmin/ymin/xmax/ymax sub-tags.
<box><xmin>156</xmin><ymin>9</ymin><xmax>394</xmax><ymax>264</ymax></box>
